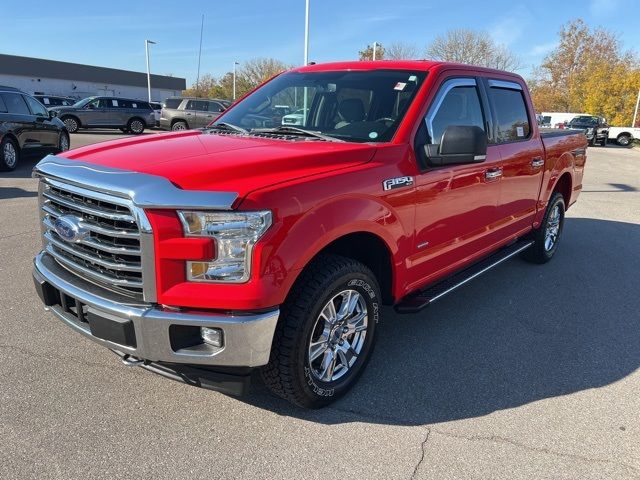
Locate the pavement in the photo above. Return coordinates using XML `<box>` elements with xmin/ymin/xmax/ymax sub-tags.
<box><xmin>1</xmin><ymin>133</ymin><xmax>639</xmax><ymax>479</ymax></box>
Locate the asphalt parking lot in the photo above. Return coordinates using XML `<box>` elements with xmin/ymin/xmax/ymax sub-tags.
<box><xmin>1</xmin><ymin>134</ymin><xmax>639</xmax><ymax>479</ymax></box>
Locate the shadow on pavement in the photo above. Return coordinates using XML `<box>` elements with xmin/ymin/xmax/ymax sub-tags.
<box><xmin>242</xmin><ymin>217</ymin><xmax>640</xmax><ymax>425</ymax></box>
<box><xmin>0</xmin><ymin>186</ymin><xmax>37</xmax><ymax>199</ymax></box>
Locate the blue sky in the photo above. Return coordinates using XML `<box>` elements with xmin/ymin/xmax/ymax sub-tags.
<box><xmin>0</xmin><ymin>0</ymin><xmax>637</xmax><ymax>86</ymax></box>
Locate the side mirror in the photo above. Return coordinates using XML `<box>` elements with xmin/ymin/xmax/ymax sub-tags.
<box><xmin>424</xmin><ymin>125</ymin><xmax>487</xmax><ymax>167</ymax></box>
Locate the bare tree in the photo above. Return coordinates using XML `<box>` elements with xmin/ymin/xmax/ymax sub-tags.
<box><xmin>385</xmin><ymin>42</ymin><xmax>420</xmax><ymax>60</ymax></box>
<box><xmin>426</xmin><ymin>29</ymin><xmax>521</xmax><ymax>71</ymax></box>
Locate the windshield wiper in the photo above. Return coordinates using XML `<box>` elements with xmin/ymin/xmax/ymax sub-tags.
<box><xmin>207</xmin><ymin>122</ymin><xmax>248</xmax><ymax>134</ymax></box>
<box><xmin>252</xmin><ymin>126</ymin><xmax>344</xmax><ymax>142</ymax></box>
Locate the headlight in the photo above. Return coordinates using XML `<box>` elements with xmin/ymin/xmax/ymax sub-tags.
<box><xmin>177</xmin><ymin>210</ymin><xmax>272</xmax><ymax>283</ymax></box>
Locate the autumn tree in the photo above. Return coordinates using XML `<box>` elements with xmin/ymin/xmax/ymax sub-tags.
<box><xmin>530</xmin><ymin>19</ymin><xmax>640</xmax><ymax>125</ymax></box>
<box><xmin>385</xmin><ymin>42</ymin><xmax>420</xmax><ymax>60</ymax></box>
<box><xmin>426</xmin><ymin>29</ymin><xmax>521</xmax><ymax>71</ymax></box>
<box><xmin>359</xmin><ymin>44</ymin><xmax>385</xmax><ymax>61</ymax></box>
<box><xmin>183</xmin><ymin>58</ymin><xmax>292</xmax><ymax>100</ymax></box>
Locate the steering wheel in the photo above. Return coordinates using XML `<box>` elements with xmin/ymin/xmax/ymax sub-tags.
<box><xmin>374</xmin><ymin>117</ymin><xmax>395</xmax><ymax>126</ymax></box>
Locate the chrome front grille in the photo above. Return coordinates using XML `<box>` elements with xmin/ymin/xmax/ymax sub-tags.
<box><xmin>39</xmin><ymin>177</ymin><xmax>144</xmax><ymax>298</ymax></box>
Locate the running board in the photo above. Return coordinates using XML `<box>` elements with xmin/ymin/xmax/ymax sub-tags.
<box><xmin>394</xmin><ymin>240</ymin><xmax>534</xmax><ymax>314</ymax></box>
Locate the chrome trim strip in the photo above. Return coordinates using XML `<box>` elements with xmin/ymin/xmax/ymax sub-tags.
<box><xmin>488</xmin><ymin>79</ymin><xmax>523</xmax><ymax>90</ymax></box>
<box><xmin>33</xmin><ymin>155</ymin><xmax>239</xmax><ymax>211</ymax></box>
<box><xmin>43</xmin><ymin>204</ymin><xmax>140</xmax><ymax>238</ymax></box>
<box><xmin>429</xmin><ymin>241</ymin><xmax>534</xmax><ymax>304</ymax></box>
<box><xmin>34</xmin><ymin>252</ymin><xmax>279</xmax><ymax>367</ymax></box>
<box><xmin>425</xmin><ymin>78</ymin><xmax>477</xmax><ymax>142</ymax></box>
<box><xmin>43</xmin><ymin>189</ymin><xmax>136</xmax><ymax>222</ymax></box>
<box><xmin>43</xmin><ymin>217</ymin><xmax>140</xmax><ymax>254</ymax></box>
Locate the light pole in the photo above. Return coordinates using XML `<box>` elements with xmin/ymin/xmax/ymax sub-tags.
<box><xmin>145</xmin><ymin>40</ymin><xmax>157</xmax><ymax>103</ymax></box>
<box><xmin>233</xmin><ymin>61</ymin><xmax>239</xmax><ymax>100</ymax></box>
<box><xmin>303</xmin><ymin>0</ymin><xmax>310</xmax><ymax>125</ymax></box>
<box><xmin>372</xmin><ymin>41</ymin><xmax>378</xmax><ymax>61</ymax></box>
<box><xmin>633</xmin><ymin>88</ymin><xmax>640</xmax><ymax>128</ymax></box>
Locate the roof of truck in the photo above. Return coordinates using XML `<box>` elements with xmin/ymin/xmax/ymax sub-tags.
<box><xmin>293</xmin><ymin>60</ymin><xmax>522</xmax><ymax>78</ymax></box>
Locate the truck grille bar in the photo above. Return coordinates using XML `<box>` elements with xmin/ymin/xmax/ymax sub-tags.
<box><xmin>39</xmin><ymin>177</ymin><xmax>145</xmax><ymax>298</ymax></box>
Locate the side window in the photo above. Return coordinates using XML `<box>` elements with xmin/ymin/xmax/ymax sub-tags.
<box><xmin>0</xmin><ymin>93</ymin><xmax>31</xmax><ymax>115</ymax></box>
<box><xmin>106</xmin><ymin>99</ymin><xmax>118</xmax><ymax>108</ymax></box>
<box><xmin>489</xmin><ymin>86</ymin><xmax>530</xmax><ymax>142</ymax></box>
<box><xmin>118</xmin><ymin>99</ymin><xmax>132</xmax><ymax>108</ymax></box>
<box><xmin>23</xmin><ymin>95</ymin><xmax>48</xmax><ymax>116</ymax></box>
<box><xmin>209</xmin><ymin>102</ymin><xmax>223</xmax><ymax>112</ymax></box>
<box><xmin>427</xmin><ymin>82</ymin><xmax>485</xmax><ymax>145</ymax></box>
<box><xmin>0</xmin><ymin>96</ymin><xmax>7</xmax><ymax>113</ymax></box>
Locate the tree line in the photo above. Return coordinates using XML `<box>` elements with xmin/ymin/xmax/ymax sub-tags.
<box><xmin>184</xmin><ymin>19</ymin><xmax>640</xmax><ymax>127</ymax></box>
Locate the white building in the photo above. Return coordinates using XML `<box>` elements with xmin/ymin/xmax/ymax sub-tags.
<box><xmin>0</xmin><ymin>54</ymin><xmax>186</xmax><ymax>102</ymax></box>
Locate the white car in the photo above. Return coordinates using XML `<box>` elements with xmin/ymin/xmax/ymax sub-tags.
<box><xmin>281</xmin><ymin>108</ymin><xmax>308</xmax><ymax>126</ymax></box>
<box><xmin>607</xmin><ymin>126</ymin><xmax>640</xmax><ymax>146</ymax></box>
<box><xmin>150</xmin><ymin>102</ymin><xmax>162</xmax><ymax>127</ymax></box>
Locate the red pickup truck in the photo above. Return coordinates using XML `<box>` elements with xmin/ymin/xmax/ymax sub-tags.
<box><xmin>32</xmin><ymin>61</ymin><xmax>587</xmax><ymax>408</ymax></box>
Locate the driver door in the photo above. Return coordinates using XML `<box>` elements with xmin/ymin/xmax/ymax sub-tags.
<box><xmin>407</xmin><ymin>77</ymin><xmax>504</xmax><ymax>290</ymax></box>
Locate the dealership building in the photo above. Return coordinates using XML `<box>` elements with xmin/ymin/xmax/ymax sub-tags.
<box><xmin>0</xmin><ymin>54</ymin><xmax>186</xmax><ymax>102</ymax></box>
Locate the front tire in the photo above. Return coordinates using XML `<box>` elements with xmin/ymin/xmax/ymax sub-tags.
<box><xmin>261</xmin><ymin>254</ymin><xmax>380</xmax><ymax>408</ymax></box>
<box><xmin>58</xmin><ymin>131</ymin><xmax>70</xmax><ymax>152</ymax></box>
<box><xmin>0</xmin><ymin>137</ymin><xmax>19</xmax><ymax>171</ymax></box>
<box><xmin>522</xmin><ymin>192</ymin><xmax>565</xmax><ymax>264</ymax></box>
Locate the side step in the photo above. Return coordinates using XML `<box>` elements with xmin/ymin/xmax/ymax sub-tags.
<box><xmin>395</xmin><ymin>240</ymin><xmax>534</xmax><ymax>314</ymax></box>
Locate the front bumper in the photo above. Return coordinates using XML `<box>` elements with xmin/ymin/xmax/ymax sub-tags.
<box><xmin>33</xmin><ymin>251</ymin><xmax>279</xmax><ymax>368</ymax></box>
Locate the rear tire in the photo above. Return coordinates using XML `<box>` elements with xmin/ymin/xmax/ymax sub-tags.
<box><xmin>522</xmin><ymin>192</ymin><xmax>565</xmax><ymax>264</ymax></box>
<box><xmin>617</xmin><ymin>133</ymin><xmax>631</xmax><ymax>147</ymax></box>
<box><xmin>261</xmin><ymin>254</ymin><xmax>380</xmax><ymax>408</ymax></box>
<box><xmin>171</xmin><ymin>120</ymin><xmax>188</xmax><ymax>131</ymax></box>
<box><xmin>0</xmin><ymin>137</ymin><xmax>19</xmax><ymax>171</ymax></box>
<box><xmin>127</xmin><ymin>118</ymin><xmax>145</xmax><ymax>135</ymax></box>
<box><xmin>61</xmin><ymin>116</ymin><xmax>79</xmax><ymax>133</ymax></box>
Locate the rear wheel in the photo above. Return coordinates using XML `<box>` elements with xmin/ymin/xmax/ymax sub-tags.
<box><xmin>62</xmin><ymin>116</ymin><xmax>79</xmax><ymax>133</ymax></box>
<box><xmin>171</xmin><ymin>120</ymin><xmax>188</xmax><ymax>131</ymax></box>
<box><xmin>0</xmin><ymin>137</ymin><xmax>19</xmax><ymax>171</ymax></box>
<box><xmin>261</xmin><ymin>254</ymin><xmax>380</xmax><ymax>408</ymax></box>
<box><xmin>617</xmin><ymin>133</ymin><xmax>631</xmax><ymax>147</ymax></box>
<box><xmin>522</xmin><ymin>192</ymin><xmax>565</xmax><ymax>264</ymax></box>
<box><xmin>127</xmin><ymin>118</ymin><xmax>145</xmax><ymax>134</ymax></box>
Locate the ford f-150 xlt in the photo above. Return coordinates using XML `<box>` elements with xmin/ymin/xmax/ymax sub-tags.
<box><xmin>32</xmin><ymin>61</ymin><xmax>588</xmax><ymax>408</ymax></box>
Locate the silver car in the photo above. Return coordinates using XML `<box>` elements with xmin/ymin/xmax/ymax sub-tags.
<box><xmin>159</xmin><ymin>97</ymin><xmax>229</xmax><ymax>131</ymax></box>
<box><xmin>49</xmin><ymin>96</ymin><xmax>156</xmax><ymax>134</ymax></box>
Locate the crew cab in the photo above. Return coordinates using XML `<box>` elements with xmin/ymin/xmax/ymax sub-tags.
<box><xmin>566</xmin><ymin>115</ymin><xmax>608</xmax><ymax>146</ymax></box>
<box><xmin>32</xmin><ymin>61</ymin><xmax>587</xmax><ymax>408</ymax></box>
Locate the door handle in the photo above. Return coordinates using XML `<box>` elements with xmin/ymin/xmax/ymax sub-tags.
<box><xmin>485</xmin><ymin>168</ymin><xmax>503</xmax><ymax>180</ymax></box>
<box><xmin>531</xmin><ymin>157</ymin><xmax>544</xmax><ymax>168</ymax></box>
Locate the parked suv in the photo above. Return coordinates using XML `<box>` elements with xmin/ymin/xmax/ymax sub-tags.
<box><xmin>566</xmin><ymin>115</ymin><xmax>608</xmax><ymax>146</ymax></box>
<box><xmin>49</xmin><ymin>96</ymin><xmax>155</xmax><ymax>134</ymax></box>
<box><xmin>34</xmin><ymin>95</ymin><xmax>76</xmax><ymax>109</ymax></box>
<box><xmin>159</xmin><ymin>97</ymin><xmax>228</xmax><ymax>131</ymax></box>
<box><xmin>0</xmin><ymin>87</ymin><xmax>69</xmax><ymax>171</ymax></box>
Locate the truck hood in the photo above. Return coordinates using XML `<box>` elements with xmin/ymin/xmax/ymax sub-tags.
<box><xmin>63</xmin><ymin>130</ymin><xmax>377</xmax><ymax>199</ymax></box>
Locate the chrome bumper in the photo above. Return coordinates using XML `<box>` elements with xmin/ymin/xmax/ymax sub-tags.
<box><xmin>33</xmin><ymin>251</ymin><xmax>279</xmax><ymax>367</ymax></box>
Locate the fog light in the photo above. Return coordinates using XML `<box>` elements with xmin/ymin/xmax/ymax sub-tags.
<box><xmin>200</xmin><ymin>327</ymin><xmax>224</xmax><ymax>347</ymax></box>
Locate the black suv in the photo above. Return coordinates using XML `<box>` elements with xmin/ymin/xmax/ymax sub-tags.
<box><xmin>567</xmin><ymin>115</ymin><xmax>608</xmax><ymax>146</ymax></box>
<box><xmin>49</xmin><ymin>96</ymin><xmax>156</xmax><ymax>134</ymax></box>
<box><xmin>0</xmin><ymin>87</ymin><xmax>69</xmax><ymax>171</ymax></box>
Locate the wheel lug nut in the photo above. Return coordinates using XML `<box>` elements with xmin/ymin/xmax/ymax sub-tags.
<box><xmin>339</xmin><ymin>339</ymin><xmax>344</xmax><ymax>346</ymax></box>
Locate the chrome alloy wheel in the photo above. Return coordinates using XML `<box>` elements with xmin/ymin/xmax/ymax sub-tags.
<box><xmin>544</xmin><ymin>205</ymin><xmax>561</xmax><ymax>251</ymax></box>
<box><xmin>130</xmin><ymin>120</ymin><xmax>144</xmax><ymax>133</ymax></box>
<box><xmin>307</xmin><ymin>289</ymin><xmax>368</xmax><ymax>382</ymax></box>
<box><xmin>3</xmin><ymin>142</ymin><xmax>17</xmax><ymax>168</ymax></box>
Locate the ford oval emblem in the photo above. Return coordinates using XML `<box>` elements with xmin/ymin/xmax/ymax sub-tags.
<box><xmin>54</xmin><ymin>215</ymin><xmax>88</xmax><ymax>243</ymax></box>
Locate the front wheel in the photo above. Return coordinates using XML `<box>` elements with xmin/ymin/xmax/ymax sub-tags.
<box><xmin>261</xmin><ymin>254</ymin><xmax>380</xmax><ymax>408</ymax></box>
<box><xmin>58</xmin><ymin>131</ymin><xmax>70</xmax><ymax>152</ymax></box>
<box><xmin>0</xmin><ymin>137</ymin><xmax>20</xmax><ymax>171</ymax></box>
<box><xmin>522</xmin><ymin>192</ymin><xmax>565</xmax><ymax>264</ymax></box>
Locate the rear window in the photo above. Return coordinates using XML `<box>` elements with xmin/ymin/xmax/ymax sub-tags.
<box><xmin>186</xmin><ymin>100</ymin><xmax>209</xmax><ymax>111</ymax></box>
<box><xmin>163</xmin><ymin>98</ymin><xmax>182</xmax><ymax>109</ymax></box>
<box><xmin>0</xmin><ymin>92</ymin><xmax>31</xmax><ymax>115</ymax></box>
<box><xmin>489</xmin><ymin>87</ymin><xmax>531</xmax><ymax>142</ymax></box>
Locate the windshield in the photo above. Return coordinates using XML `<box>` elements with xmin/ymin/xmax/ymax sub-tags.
<box><xmin>569</xmin><ymin>116</ymin><xmax>597</xmax><ymax>125</ymax></box>
<box><xmin>214</xmin><ymin>70</ymin><xmax>426</xmax><ymax>143</ymax></box>
<box><xmin>72</xmin><ymin>97</ymin><xmax>95</xmax><ymax>108</ymax></box>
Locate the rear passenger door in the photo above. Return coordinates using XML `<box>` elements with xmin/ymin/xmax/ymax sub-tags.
<box><xmin>484</xmin><ymin>79</ymin><xmax>544</xmax><ymax>237</ymax></box>
<box><xmin>23</xmin><ymin>94</ymin><xmax>58</xmax><ymax>148</ymax></box>
<box><xmin>186</xmin><ymin>100</ymin><xmax>210</xmax><ymax>128</ymax></box>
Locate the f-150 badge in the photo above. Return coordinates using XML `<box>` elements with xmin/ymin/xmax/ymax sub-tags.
<box><xmin>383</xmin><ymin>176</ymin><xmax>414</xmax><ymax>191</ymax></box>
